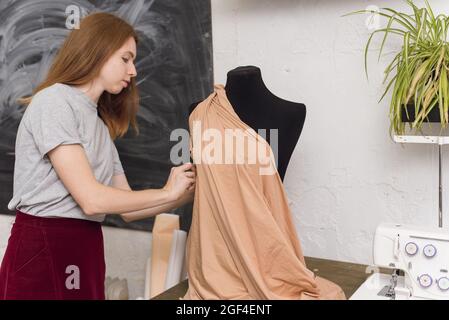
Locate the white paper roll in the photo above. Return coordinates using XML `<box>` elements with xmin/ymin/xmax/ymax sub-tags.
<box><xmin>164</xmin><ymin>229</ymin><xmax>187</xmax><ymax>290</ymax></box>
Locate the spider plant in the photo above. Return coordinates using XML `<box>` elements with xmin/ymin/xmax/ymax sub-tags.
<box><xmin>347</xmin><ymin>0</ymin><xmax>449</xmax><ymax>135</ymax></box>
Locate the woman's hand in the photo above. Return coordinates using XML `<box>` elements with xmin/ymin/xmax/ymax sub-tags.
<box><xmin>163</xmin><ymin>163</ymin><xmax>196</xmax><ymax>202</ymax></box>
<box><xmin>177</xmin><ymin>183</ymin><xmax>195</xmax><ymax>206</ymax></box>
<box><xmin>178</xmin><ymin>164</ymin><xmax>196</xmax><ymax>205</ymax></box>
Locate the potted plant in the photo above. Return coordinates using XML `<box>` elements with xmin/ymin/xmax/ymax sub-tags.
<box><xmin>347</xmin><ymin>0</ymin><xmax>449</xmax><ymax>135</ymax></box>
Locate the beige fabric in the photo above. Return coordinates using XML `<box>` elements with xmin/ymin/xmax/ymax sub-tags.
<box><xmin>150</xmin><ymin>213</ymin><xmax>180</xmax><ymax>298</ymax></box>
<box><xmin>183</xmin><ymin>84</ymin><xmax>345</xmax><ymax>300</ymax></box>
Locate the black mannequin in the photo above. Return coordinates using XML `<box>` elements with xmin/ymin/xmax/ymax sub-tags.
<box><xmin>189</xmin><ymin>66</ymin><xmax>306</xmax><ymax>182</ymax></box>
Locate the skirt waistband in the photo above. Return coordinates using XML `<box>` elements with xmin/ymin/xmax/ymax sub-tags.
<box><xmin>14</xmin><ymin>209</ymin><xmax>101</xmax><ymax>228</ymax></box>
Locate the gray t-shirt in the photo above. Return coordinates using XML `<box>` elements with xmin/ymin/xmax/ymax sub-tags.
<box><xmin>7</xmin><ymin>83</ymin><xmax>125</xmax><ymax>222</ymax></box>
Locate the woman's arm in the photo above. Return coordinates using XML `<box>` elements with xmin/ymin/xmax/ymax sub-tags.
<box><xmin>111</xmin><ymin>174</ymin><xmax>194</xmax><ymax>222</ymax></box>
<box><xmin>47</xmin><ymin>144</ymin><xmax>195</xmax><ymax>216</ymax></box>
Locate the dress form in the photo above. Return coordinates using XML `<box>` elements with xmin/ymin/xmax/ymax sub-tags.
<box><xmin>189</xmin><ymin>66</ymin><xmax>306</xmax><ymax>181</ymax></box>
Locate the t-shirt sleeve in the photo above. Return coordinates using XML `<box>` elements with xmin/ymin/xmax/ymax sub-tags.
<box><xmin>112</xmin><ymin>143</ymin><xmax>125</xmax><ymax>176</ymax></box>
<box><xmin>27</xmin><ymin>97</ymin><xmax>82</xmax><ymax>158</ymax></box>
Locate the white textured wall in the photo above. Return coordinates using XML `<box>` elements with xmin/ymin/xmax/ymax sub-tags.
<box><xmin>211</xmin><ymin>0</ymin><xmax>449</xmax><ymax>265</ymax></box>
<box><xmin>0</xmin><ymin>215</ymin><xmax>151</xmax><ymax>299</ymax></box>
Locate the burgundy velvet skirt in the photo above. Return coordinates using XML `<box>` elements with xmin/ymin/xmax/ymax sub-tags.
<box><xmin>0</xmin><ymin>210</ymin><xmax>105</xmax><ymax>300</ymax></box>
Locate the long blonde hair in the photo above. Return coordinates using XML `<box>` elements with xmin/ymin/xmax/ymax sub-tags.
<box><xmin>20</xmin><ymin>12</ymin><xmax>139</xmax><ymax>140</ymax></box>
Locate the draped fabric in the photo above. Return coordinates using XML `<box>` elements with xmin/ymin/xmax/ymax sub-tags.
<box><xmin>183</xmin><ymin>84</ymin><xmax>345</xmax><ymax>300</ymax></box>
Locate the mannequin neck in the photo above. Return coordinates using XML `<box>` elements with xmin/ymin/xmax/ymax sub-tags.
<box><xmin>225</xmin><ymin>66</ymin><xmax>270</xmax><ymax>99</ymax></box>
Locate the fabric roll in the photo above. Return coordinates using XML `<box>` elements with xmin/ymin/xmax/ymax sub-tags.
<box><xmin>143</xmin><ymin>257</ymin><xmax>152</xmax><ymax>300</ymax></box>
<box><xmin>164</xmin><ymin>230</ymin><xmax>187</xmax><ymax>290</ymax></box>
<box><xmin>150</xmin><ymin>213</ymin><xmax>179</xmax><ymax>298</ymax></box>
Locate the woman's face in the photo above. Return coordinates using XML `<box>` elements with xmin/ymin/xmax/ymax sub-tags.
<box><xmin>99</xmin><ymin>36</ymin><xmax>137</xmax><ymax>95</ymax></box>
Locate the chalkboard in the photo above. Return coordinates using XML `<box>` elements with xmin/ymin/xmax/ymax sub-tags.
<box><xmin>0</xmin><ymin>0</ymin><xmax>213</xmax><ymax>232</ymax></box>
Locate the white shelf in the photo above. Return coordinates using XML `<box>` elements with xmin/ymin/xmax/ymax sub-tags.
<box><xmin>393</xmin><ymin>135</ymin><xmax>449</xmax><ymax>145</ymax></box>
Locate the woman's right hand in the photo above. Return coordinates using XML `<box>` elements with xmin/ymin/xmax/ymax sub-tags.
<box><xmin>163</xmin><ymin>163</ymin><xmax>196</xmax><ymax>201</ymax></box>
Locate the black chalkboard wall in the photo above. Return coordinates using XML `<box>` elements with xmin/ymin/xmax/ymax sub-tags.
<box><xmin>0</xmin><ymin>0</ymin><xmax>213</xmax><ymax>232</ymax></box>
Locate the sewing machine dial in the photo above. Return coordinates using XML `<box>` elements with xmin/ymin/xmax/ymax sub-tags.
<box><xmin>437</xmin><ymin>277</ymin><xmax>449</xmax><ymax>291</ymax></box>
<box><xmin>405</xmin><ymin>242</ymin><xmax>418</xmax><ymax>256</ymax></box>
<box><xmin>418</xmin><ymin>274</ymin><xmax>433</xmax><ymax>288</ymax></box>
<box><xmin>423</xmin><ymin>244</ymin><xmax>437</xmax><ymax>258</ymax></box>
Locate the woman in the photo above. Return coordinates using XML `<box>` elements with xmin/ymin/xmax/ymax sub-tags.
<box><xmin>0</xmin><ymin>12</ymin><xmax>196</xmax><ymax>300</ymax></box>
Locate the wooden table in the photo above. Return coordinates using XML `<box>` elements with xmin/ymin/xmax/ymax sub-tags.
<box><xmin>153</xmin><ymin>256</ymin><xmax>390</xmax><ymax>300</ymax></box>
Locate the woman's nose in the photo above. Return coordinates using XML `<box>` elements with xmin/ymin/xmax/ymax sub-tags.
<box><xmin>129</xmin><ymin>63</ymin><xmax>137</xmax><ymax>77</ymax></box>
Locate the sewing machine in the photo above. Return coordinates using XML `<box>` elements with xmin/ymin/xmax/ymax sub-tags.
<box><xmin>350</xmin><ymin>223</ymin><xmax>449</xmax><ymax>300</ymax></box>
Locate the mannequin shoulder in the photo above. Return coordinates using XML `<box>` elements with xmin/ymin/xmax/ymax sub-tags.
<box><xmin>280</xmin><ymin>100</ymin><xmax>306</xmax><ymax>120</ymax></box>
